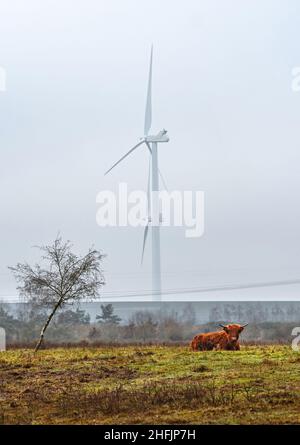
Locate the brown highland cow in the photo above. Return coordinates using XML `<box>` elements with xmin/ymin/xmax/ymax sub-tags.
<box><xmin>191</xmin><ymin>323</ymin><xmax>248</xmax><ymax>351</ymax></box>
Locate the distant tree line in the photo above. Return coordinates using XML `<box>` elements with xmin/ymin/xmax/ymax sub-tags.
<box><xmin>0</xmin><ymin>301</ymin><xmax>299</xmax><ymax>346</ymax></box>
<box><xmin>208</xmin><ymin>302</ymin><xmax>300</xmax><ymax>323</ymax></box>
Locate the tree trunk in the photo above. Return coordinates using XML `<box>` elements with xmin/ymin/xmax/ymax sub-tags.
<box><xmin>34</xmin><ymin>301</ymin><xmax>61</xmax><ymax>353</ymax></box>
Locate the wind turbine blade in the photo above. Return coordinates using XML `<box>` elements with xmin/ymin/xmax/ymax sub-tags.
<box><xmin>158</xmin><ymin>168</ymin><xmax>168</xmax><ymax>191</ymax></box>
<box><xmin>141</xmin><ymin>224</ymin><xmax>149</xmax><ymax>264</ymax></box>
<box><xmin>145</xmin><ymin>141</ymin><xmax>168</xmax><ymax>191</ymax></box>
<box><xmin>104</xmin><ymin>140</ymin><xmax>145</xmax><ymax>175</ymax></box>
<box><xmin>144</xmin><ymin>45</ymin><xmax>153</xmax><ymax>136</ymax></box>
<box><xmin>145</xmin><ymin>141</ymin><xmax>152</xmax><ymax>154</ymax></box>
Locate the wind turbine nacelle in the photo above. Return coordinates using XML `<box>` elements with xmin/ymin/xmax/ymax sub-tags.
<box><xmin>146</xmin><ymin>129</ymin><xmax>169</xmax><ymax>143</ymax></box>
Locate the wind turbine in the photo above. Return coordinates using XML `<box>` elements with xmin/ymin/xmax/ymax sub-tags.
<box><xmin>105</xmin><ymin>46</ymin><xmax>169</xmax><ymax>300</ymax></box>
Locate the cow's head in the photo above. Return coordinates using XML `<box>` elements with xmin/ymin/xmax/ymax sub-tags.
<box><xmin>219</xmin><ymin>323</ymin><xmax>248</xmax><ymax>342</ymax></box>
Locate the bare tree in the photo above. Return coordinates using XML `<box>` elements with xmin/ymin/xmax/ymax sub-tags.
<box><xmin>9</xmin><ymin>236</ymin><xmax>105</xmax><ymax>352</ymax></box>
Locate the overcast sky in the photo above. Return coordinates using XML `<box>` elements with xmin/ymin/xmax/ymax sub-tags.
<box><xmin>1</xmin><ymin>0</ymin><xmax>300</xmax><ymax>301</ymax></box>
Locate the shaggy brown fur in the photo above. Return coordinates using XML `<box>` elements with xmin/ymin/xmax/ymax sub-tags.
<box><xmin>191</xmin><ymin>323</ymin><xmax>247</xmax><ymax>351</ymax></box>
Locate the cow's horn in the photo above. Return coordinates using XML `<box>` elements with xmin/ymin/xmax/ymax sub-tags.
<box><xmin>241</xmin><ymin>323</ymin><xmax>248</xmax><ymax>328</ymax></box>
<box><xmin>218</xmin><ymin>324</ymin><xmax>226</xmax><ymax>328</ymax></box>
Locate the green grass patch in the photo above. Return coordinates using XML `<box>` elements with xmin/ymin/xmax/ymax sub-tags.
<box><xmin>0</xmin><ymin>345</ymin><xmax>299</xmax><ymax>424</ymax></box>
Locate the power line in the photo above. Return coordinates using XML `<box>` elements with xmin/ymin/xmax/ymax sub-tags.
<box><xmin>100</xmin><ymin>278</ymin><xmax>300</xmax><ymax>298</ymax></box>
<box><xmin>2</xmin><ymin>277</ymin><xmax>300</xmax><ymax>301</ymax></box>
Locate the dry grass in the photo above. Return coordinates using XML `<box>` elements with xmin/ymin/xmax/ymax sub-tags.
<box><xmin>0</xmin><ymin>345</ymin><xmax>299</xmax><ymax>424</ymax></box>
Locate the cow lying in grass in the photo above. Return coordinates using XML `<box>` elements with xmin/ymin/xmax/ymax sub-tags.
<box><xmin>191</xmin><ymin>323</ymin><xmax>248</xmax><ymax>351</ymax></box>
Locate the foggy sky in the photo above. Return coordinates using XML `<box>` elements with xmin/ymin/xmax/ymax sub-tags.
<box><xmin>1</xmin><ymin>0</ymin><xmax>300</xmax><ymax>301</ymax></box>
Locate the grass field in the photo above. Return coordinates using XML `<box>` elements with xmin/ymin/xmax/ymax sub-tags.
<box><xmin>0</xmin><ymin>345</ymin><xmax>299</xmax><ymax>424</ymax></box>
